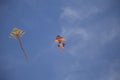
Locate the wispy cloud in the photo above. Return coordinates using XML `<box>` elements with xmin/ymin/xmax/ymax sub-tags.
<box><xmin>55</xmin><ymin>0</ymin><xmax>120</xmax><ymax>80</ymax></box>
<box><xmin>60</xmin><ymin>6</ymin><xmax>100</xmax><ymax>22</ymax></box>
<box><xmin>59</xmin><ymin>4</ymin><xmax>120</xmax><ymax>55</ymax></box>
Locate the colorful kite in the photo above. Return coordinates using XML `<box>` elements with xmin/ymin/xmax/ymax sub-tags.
<box><xmin>55</xmin><ymin>35</ymin><xmax>66</xmax><ymax>50</ymax></box>
<box><xmin>10</xmin><ymin>28</ymin><xmax>28</xmax><ymax>62</ymax></box>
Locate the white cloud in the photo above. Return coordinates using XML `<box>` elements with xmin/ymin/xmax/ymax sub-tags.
<box><xmin>60</xmin><ymin>6</ymin><xmax>101</xmax><ymax>24</ymax></box>
<box><xmin>61</xmin><ymin>27</ymin><xmax>90</xmax><ymax>40</ymax></box>
<box><xmin>60</xmin><ymin>7</ymin><xmax>80</xmax><ymax>22</ymax></box>
<box><xmin>59</xmin><ymin>5</ymin><xmax>120</xmax><ymax>55</ymax></box>
<box><xmin>55</xmin><ymin>0</ymin><xmax>120</xmax><ymax>80</ymax></box>
<box><xmin>60</xmin><ymin>24</ymin><xmax>119</xmax><ymax>56</ymax></box>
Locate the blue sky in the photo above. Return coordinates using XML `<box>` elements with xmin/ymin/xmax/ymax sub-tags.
<box><xmin>0</xmin><ymin>0</ymin><xmax>120</xmax><ymax>80</ymax></box>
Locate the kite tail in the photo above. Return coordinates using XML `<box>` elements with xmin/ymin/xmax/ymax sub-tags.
<box><xmin>60</xmin><ymin>48</ymin><xmax>63</xmax><ymax>52</ymax></box>
<box><xmin>59</xmin><ymin>45</ymin><xmax>64</xmax><ymax>53</ymax></box>
<box><xmin>16</xmin><ymin>35</ymin><xmax>28</xmax><ymax>63</ymax></box>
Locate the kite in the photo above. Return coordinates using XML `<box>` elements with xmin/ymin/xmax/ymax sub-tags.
<box><xmin>55</xmin><ymin>35</ymin><xmax>66</xmax><ymax>50</ymax></box>
<box><xmin>10</xmin><ymin>28</ymin><xmax>28</xmax><ymax>63</ymax></box>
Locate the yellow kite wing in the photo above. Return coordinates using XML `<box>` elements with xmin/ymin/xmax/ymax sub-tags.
<box><xmin>11</xmin><ymin>28</ymin><xmax>24</xmax><ymax>35</ymax></box>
